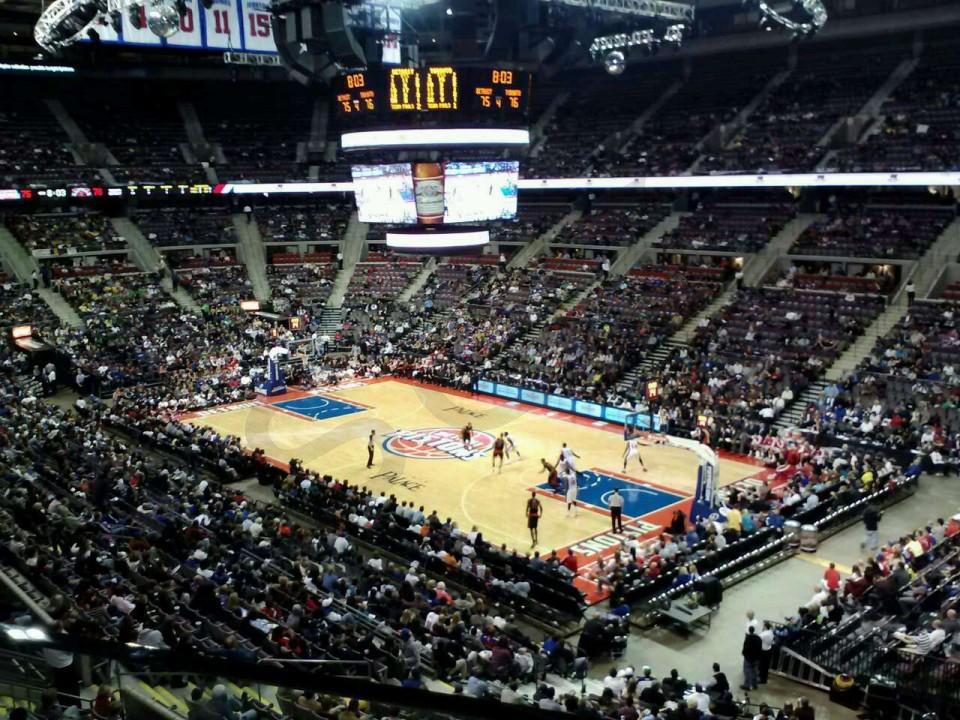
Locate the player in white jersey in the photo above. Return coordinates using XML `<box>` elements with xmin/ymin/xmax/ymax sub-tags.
<box><xmin>558</xmin><ymin>443</ymin><xmax>581</xmax><ymax>472</ymax></box>
<box><xmin>563</xmin><ymin>466</ymin><xmax>579</xmax><ymax>516</ymax></box>
<box><xmin>623</xmin><ymin>434</ymin><xmax>648</xmax><ymax>473</ymax></box>
<box><xmin>504</xmin><ymin>432</ymin><xmax>521</xmax><ymax>460</ymax></box>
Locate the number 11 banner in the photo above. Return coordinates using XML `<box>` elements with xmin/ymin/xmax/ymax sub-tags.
<box><xmin>203</xmin><ymin>0</ymin><xmax>243</xmax><ymax>49</ymax></box>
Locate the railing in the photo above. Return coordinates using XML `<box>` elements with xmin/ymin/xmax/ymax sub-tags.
<box><xmin>772</xmin><ymin>535</ymin><xmax>960</xmax><ymax>713</ymax></box>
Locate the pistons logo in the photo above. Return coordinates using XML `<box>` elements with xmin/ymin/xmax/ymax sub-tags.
<box><xmin>382</xmin><ymin>428</ymin><xmax>496</xmax><ymax>460</ymax></box>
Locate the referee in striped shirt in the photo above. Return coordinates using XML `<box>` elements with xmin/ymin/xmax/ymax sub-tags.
<box><xmin>609</xmin><ymin>488</ymin><xmax>625</xmax><ymax>533</ymax></box>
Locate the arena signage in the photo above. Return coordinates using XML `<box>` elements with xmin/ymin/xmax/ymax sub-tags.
<box><xmin>476</xmin><ymin>380</ymin><xmax>662</xmax><ymax>431</ymax></box>
<box><xmin>3</xmin><ymin>172</ymin><xmax>959</xmax><ymax>204</ymax></box>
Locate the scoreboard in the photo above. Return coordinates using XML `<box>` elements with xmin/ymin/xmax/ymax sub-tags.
<box><xmin>334</xmin><ymin>66</ymin><xmax>532</xmax><ymax>119</ymax></box>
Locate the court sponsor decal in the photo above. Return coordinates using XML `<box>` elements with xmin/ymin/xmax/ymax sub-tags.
<box><xmin>442</xmin><ymin>404</ymin><xmax>487</xmax><ymax>419</ymax></box>
<box><xmin>382</xmin><ymin>428</ymin><xmax>496</xmax><ymax>460</ymax></box>
<box><xmin>369</xmin><ymin>470</ymin><xmax>426</xmax><ymax>492</ymax></box>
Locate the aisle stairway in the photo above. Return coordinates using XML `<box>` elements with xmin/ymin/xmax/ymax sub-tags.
<box><xmin>326</xmin><ymin>213</ymin><xmax>367</xmax><ymax>308</ymax></box>
<box><xmin>610</xmin><ymin>211</ymin><xmax>685</xmax><ymax>276</ymax></box>
<box><xmin>508</xmin><ymin>209</ymin><xmax>582</xmax><ymax>269</ymax></box>
<box><xmin>616</xmin><ymin>338</ymin><xmax>683</xmax><ymax>395</ymax></box>
<box><xmin>744</xmin><ymin>213</ymin><xmax>821</xmax><ymax>287</ymax></box>
<box><xmin>233</xmin><ymin>213</ymin><xmax>270</xmax><ymax>302</ymax></box>
<box><xmin>0</xmin><ymin>224</ymin><xmax>83</xmax><ymax>328</ymax></box>
<box><xmin>773</xmin><ymin>380</ymin><xmax>830</xmax><ymax>430</ymax></box>
<box><xmin>317</xmin><ymin>307</ymin><xmax>344</xmax><ymax>337</ymax></box>
<box><xmin>398</xmin><ymin>258</ymin><xmax>437</xmax><ymax>302</ymax></box>
<box><xmin>112</xmin><ymin>217</ymin><xmax>200</xmax><ymax>313</ymax></box>
<box><xmin>36</xmin><ymin>289</ymin><xmax>84</xmax><ymax>328</ymax></box>
<box><xmin>823</xmin><ymin>215</ymin><xmax>960</xmax><ymax>382</ymax></box>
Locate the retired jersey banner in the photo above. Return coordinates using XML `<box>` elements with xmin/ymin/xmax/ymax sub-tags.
<box><xmin>82</xmin><ymin>0</ymin><xmax>277</xmax><ymax>54</ymax></box>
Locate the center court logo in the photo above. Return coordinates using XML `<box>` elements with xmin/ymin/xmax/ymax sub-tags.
<box><xmin>382</xmin><ymin>428</ymin><xmax>496</xmax><ymax>460</ymax></box>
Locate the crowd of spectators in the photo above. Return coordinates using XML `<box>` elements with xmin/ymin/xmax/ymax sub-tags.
<box><xmin>618</xmin><ymin>287</ymin><xmax>885</xmax><ymax>444</ymax></box>
<box><xmin>267</xmin><ymin>255</ymin><xmax>338</xmax><ymax>316</ymax></box>
<box><xmin>0</xmin><ymin>87</ymin><xmax>92</xmax><ymax>187</ymax></box>
<box><xmin>258</xmin><ymin>203</ymin><xmax>352</xmax><ymax>244</ymax></box>
<box><xmin>788</xmin><ymin>204</ymin><xmax>954</xmax><ymax>259</ymax></box>
<box><xmin>412</xmin><ymin>260</ymin><xmax>498</xmax><ymax>314</ymax></box>
<box><xmin>177</xmin><ymin>265</ymin><xmax>254</xmax><ymax>310</ymax></box>
<box><xmin>656</xmin><ymin>202</ymin><xmax>795</xmax><ymax>254</ymax></box>
<box><xmin>592</xmin><ymin>57</ymin><xmax>779</xmax><ymax>178</ymax></box>
<box><xmin>702</xmin><ymin>39</ymin><xmax>909</xmax><ymax>174</ymax></box>
<box><xmin>8</xmin><ymin>212</ymin><xmax>124</xmax><ymax>255</ymax></box>
<box><xmin>492</xmin><ymin>274</ymin><xmax>721</xmax><ymax>402</ymax></box>
<box><xmin>786</xmin><ymin>297</ymin><xmax>960</xmax><ymax>467</ymax></box>
<box><xmin>773</xmin><ymin>509</ymin><xmax>960</xmax><ymax>712</ymax></box>
<box><xmin>553</xmin><ymin>205</ymin><xmax>672</xmax><ymax>247</ymax></box>
<box><xmin>830</xmin><ymin>36</ymin><xmax>960</xmax><ymax>173</ymax></box>
<box><xmin>135</xmin><ymin>208</ymin><xmax>238</xmax><ymax>247</ymax></box>
<box><xmin>0</xmin><ymin>276</ymin><xmax>48</xmax><ymax>329</ymax></box>
<box><xmin>525</xmin><ymin>66</ymin><xmax>677</xmax><ymax>178</ymax></box>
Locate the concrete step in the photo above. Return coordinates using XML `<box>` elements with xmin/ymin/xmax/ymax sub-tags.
<box><xmin>611</xmin><ymin>211</ymin><xmax>686</xmax><ymax>276</ymax></box>
<box><xmin>745</xmin><ymin>213</ymin><xmax>822</xmax><ymax>287</ymax></box>
<box><xmin>398</xmin><ymin>258</ymin><xmax>437</xmax><ymax>302</ymax></box>
<box><xmin>111</xmin><ymin>217</ymin><xmax>162</xmax><ymax>272</ymax></box>
<box><xmin>37</xmin><ymin>288</ymin><xmax>83</xmax><ymax>328</ymax></box>
<box><xmin>326</xmin><ymin>213</ymin><xmax>367</xmax><ymax>309</ymax></box>
<box><xmin>0</xmin><ymin>224</ymin><xmax>39</xmax><ymax>283</ymax></box>
<box><xmin>773</xmin><ymin>381</ymin><xmax>830</xmax><ymax>429</ymax></box>
<box><xmin>233</xmin><ymin>213</ymin><xmax>270</xmax><ymax>303</ymax></box>
<box><xmin>509</xmin><ymin>209</ymin><xmax>582</xmax><ymax>269</ymax></box>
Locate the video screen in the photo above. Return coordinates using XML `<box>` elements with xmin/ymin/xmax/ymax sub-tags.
<box><xmin>443</xmin><ymin>161</ymin><xmax>519</xmax><ymax>224</ymax></box>
<box><xmin>351</xmin><ymin>164</ymin><xmax>418</xmax><ymax>224</ymax></box>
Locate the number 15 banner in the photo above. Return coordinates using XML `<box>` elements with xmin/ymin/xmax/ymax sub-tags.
<box><xmin>89</xmin><ymin>0</ymin><xmax>277</xmax><ymax>53</ymax></box>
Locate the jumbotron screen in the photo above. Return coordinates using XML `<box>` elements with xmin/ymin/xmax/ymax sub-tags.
<box><xmin>351</xmin><ymin>164</ymin><xmax>417</xmax><ymax>224</ymax></box>
<box><xmin>443</xmin><ymin>161</ymin><xmax>518</xmax><ymax>224</ymax></box>
<box><xmin>350</xmin><ymin>161</ymin><xmax>519</xmax><ymax>225</ymax></box>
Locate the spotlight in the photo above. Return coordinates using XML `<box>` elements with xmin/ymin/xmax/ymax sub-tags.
<box><xmin>3</xmin><ymin>625</ymin><xmax>49</xmax><ymax>642</ymax></box>
<box><xmin>145</xmin><ymin>0</ymin><xmax>180</xmax><ymax>38</ymax></box>
<box><xmin>604</xmin><ymin>50</ymin><xmax>626</xmax><ymax>75</ymax></box>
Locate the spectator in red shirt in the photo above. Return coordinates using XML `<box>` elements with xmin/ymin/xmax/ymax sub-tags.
<box><xmin>823</xmin><ymin>562</ymin><xmax>841</xmax><ymax>591</ymax></box>
<box><xmin>560</xmin><ymin>549</ymin><xmax>579</xmax><ymax>574</ymax></box>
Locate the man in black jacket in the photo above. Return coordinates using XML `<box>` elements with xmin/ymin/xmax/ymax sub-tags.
<box><xmin>862</xmin><ymin>503</ymin><xmax>882</xmax><ymax>551</ymax></box>
<box><xmin>639</xmin><ymin>682</ymin><xmax>665</xmax><ymax>709</ymax></box>
<box><xmin>707</xmin><ymin>662</ymin><xmax>729</xmax><ymax>698</ymax></box>
<box><xmin>741</xmin><ymin>626</ymin><xmax>762</xmax><ymax>690</ymax></box>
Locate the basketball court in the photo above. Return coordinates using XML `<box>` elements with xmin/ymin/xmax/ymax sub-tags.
<box><xmin>183</xmin><ymin>378</ymin><xmax>764</xmax><ymax>561</ymax></box>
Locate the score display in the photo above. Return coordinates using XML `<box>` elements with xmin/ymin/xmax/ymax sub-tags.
<box><xmin>334</xmin><ymin>67</ymin><xmax>531</xmax><ymax>118</ymax></box>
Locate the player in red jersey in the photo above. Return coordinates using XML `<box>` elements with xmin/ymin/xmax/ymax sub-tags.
<box><xmin>540</xmin><ymin>458</ymin><xmax>560</xmax><ymax>493</ymax></box>
<box><xmin>526</xmin><ymin>491</ymin><xmax>543</xmax><ymax>547</ymax></box>
<box><xmin>492</xmin><ymin>433</ymin><xmax>505</xmax><ymax>472</ymax></box>
<box><xmin>461</xmin><ymin>422</ymin><xmax>473</xmax><ymax>449</ymax></box>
